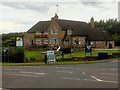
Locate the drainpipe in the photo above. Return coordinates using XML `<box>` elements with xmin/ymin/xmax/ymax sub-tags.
<box><xmin>41</xmin><ymin>31</ymin><xmax>44</xmax><ymax>47</ymax></box>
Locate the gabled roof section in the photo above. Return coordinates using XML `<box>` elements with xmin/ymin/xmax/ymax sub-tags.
<box><xmin>27</xmin><ymin>21</ymin><xmax>50</xmax><ymax>33</ymax></box>
<box><xmin>56</xmin><ymin>19</ymin><xmax>90</xmax><ymax>36</ymax></box>
<box><xmin>88</xmin><ymin>27</ymin><xmax>114</xmax><ymax>41</ymax></box>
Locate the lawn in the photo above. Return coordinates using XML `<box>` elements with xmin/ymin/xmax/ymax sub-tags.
<box><xmin>56</xmin><ymin>50</ymin><xmax>119</xmax><ymax>59</ymax></box>
<box><xmin>25</xmin><ymin>50</ymin><xmax>119</xmax><ymax>60</ymax></box>
<box><xmin>25</xmin><ymin>51</ymin><xmax>44</xmax><ymax>60</ymax></box>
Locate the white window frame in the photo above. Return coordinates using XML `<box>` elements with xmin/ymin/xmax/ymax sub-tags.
<box><xmin>64</xmin><ymin>41</ymin><xmax>68</xmax><ymax>44</ymax></box>
<box><xmin>36</xmin><ymin>31</ymin><xmax>41</xmax><ymax>34</ymax></box>
<box><xmin>81</xmin><ymin>38</ymin><xmax>85</xmax><ymax>44</ymax></box>
<box><xmin>44</xmin><ymin>40</ymin><xmax>48</xmax><ymax>44</ymax></box>
<box><xmin>50</xmin><ymin>38</ymin><xmax>58</xmax><ymax>44</ymax></box>
<box><xmin>44</xmin><ymin>30</ymin><xmax>48</xmax><ymax>34</ymax></box>
<box><xmin>36</xmin><ymin>40</ymin><xmax>41</xmax><ymax>44</ymax></box>
<box><xmin>51</xmin><ymin>29</ymin><xmax>58</xmax><ymax>34</ymax></box>
<box><xmin>67</xmin><ymin>30</ymin><xmax>72</xmax><ymax>35</ymax></box>
<box><xmin>73</xmin><ymin>38</ymin><xmax>77</xmax><ymax>44</ymax></box>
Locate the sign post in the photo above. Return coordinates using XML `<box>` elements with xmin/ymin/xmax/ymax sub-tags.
<box><xmin>47</xmin><ymin>51</ymin><xmax>56</xmax><ymax>63</ymax></box>
<box><xmin>62</xmin><ymin>48</ymin><xmax>71</xmax><ymax>58</ymax></box>
<box><xmin>85</xmin><ymin>45</ymin><xmax>92</xmax><ymax>57</ymax></box>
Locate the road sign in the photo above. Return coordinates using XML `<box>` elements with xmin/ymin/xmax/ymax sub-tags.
<box><xmin>47</xmin><ymin>51</ymin><xmax>56</xmax><ymax>63</ymax></box>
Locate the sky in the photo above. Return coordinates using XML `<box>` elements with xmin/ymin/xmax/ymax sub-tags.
<box><xmin>0</xmin><ymin>0</ymin><xmax>119</xmax><ymax>34</ymax></box>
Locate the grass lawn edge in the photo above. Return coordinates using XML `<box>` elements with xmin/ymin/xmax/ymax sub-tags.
<box><xmin>1</xmin><ymin>61</ymin><xmax>101</xmax><ymax>66</ymax></box>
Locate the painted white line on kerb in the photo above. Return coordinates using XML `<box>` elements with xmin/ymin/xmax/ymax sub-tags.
<box><xmin>91</xmin><ymin>76</ymin><xmax>103</xmax><ymax>81</ymax></box>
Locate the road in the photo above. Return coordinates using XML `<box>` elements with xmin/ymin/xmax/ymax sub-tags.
<box><xmin>2</xmin><ymin>61</ymin><xmax>119</xmax><ymax>88</ymax></box>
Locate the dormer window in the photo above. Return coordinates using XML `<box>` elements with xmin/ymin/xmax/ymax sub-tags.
<box><xmin>36</xmin><ymin>31</ymin><xmax>41</xmax><ymax>34</ymax></box>
<box><xmin>44</xmin><ymin>30</ymin><xmax>48</xmax><ymax>34</ymax></box>
<box><xmin>51</xmin><ymin>29</ymin><xmax>58</xmax><ymax>34</ymax></box>
<box><xmin>67</xmin><ymin>30</ymin><xmax>72</xmax><ymax>35</ymax></box>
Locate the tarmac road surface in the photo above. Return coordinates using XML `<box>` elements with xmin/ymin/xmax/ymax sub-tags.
<box><xmin>2</xmin><ymin>61</ymin><xmax>119</xmax><ymax>88</ymax></box>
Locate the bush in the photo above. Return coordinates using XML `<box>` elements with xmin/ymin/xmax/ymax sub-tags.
<box><xmin>2</xmin><ymin>47</ymin><xmax>24</xmax><ymax>63</ymax></box>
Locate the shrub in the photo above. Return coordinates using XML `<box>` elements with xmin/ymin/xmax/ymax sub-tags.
<box><xmin>2</xmin><ymin>47</ymin><xmax>24</xmax><ymax>63</ymax></box>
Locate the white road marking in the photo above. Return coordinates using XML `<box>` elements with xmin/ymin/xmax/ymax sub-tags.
<box><xmin>63</xmin><ymin>78</ymin><xmax>81</xmax><ymax>80</ymax></box>
<box><xmin>21</xmin><ymin>72</ymin><xmax>34</xmax><ymax>74</ymax></box>
<box><xmin>101</xmin><ymin>81</ymin><xmax>118</xmax><ymax>83</ymax></box>
<box><xmin>109</xmin><ymin>69</ymin><xmax>118</xmax><ymax>70</ymax></box>
<box><xmin>82</xmin><ymin>72</ymin><xmax>85</xmax><ymax>75</ymax></box>
<box><xmin>91</xmin><ymin>76</ymin><xmax>103</xmax><ymax>81</ymax></box>
<box><xmin>100</xmin><ymin>73</ymin><xmax>118</xmax><ymax>75</ymax></box>
<box><xmin>91</xmin><ymin>76</ymin><xmax>118</xmax><ymax>83</ymax></box>
<box><xmin>4</xmin><ymin>69</ymin><xmax>20</xmax><ymax>70</ymax></box>
<box><xmin>57</xmin><ymin>71</ymin><xmax>73</xmax><ymax>74</ymax></box>
<box><xmin>36</xmin><ymin>67</ymin><xmax>41</xmax><ymax>68</ymax></box>
<box><xmin>8</xmin><ymin>74</ymin><xmax>39</xmax><ymax>77</ymax></box>
<box><xmin>35</xmin><ymin>73</ymin><xmax>45</xmax><ymax>75</ymax></box>
<box><xmin>55</xmin><ymin>67</ymin><xmax>59</xmax><ymax>69</ymax></box>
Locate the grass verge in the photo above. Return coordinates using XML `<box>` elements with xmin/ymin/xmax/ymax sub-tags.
<box><xmin>1</xmin><ymin>61</ymin><xmax>100</xmax><ymax>66</ymax></box>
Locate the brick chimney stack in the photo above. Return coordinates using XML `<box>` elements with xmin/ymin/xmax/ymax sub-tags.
<box><xmin>90</xmin><ymin>17</ymin><xmax>94</xmax><ymax>28</ymax></box>
<box><xmin>51</xmin><ymin>13</ymin><xmax>59</xmax><ymax>20</ymax></box>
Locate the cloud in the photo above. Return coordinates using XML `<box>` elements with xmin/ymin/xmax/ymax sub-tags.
<box><xmin>81</xmin><ymin>2</ymin><xmax>104</xmax><ymax>8</ymax></box>
<box><xmin>0</xmin><ymin>2</ymin><xmax>118</xmax><ymax>34</ymax></box>
<box><xmin>0</xmin><ymin>22</ymin><xmax>27</xmax><ymax>33</ymax></box>
<box><xmin>0</xmin><ymin>2</ymin><xmax>50</xmax><ymax>13</ymax></box>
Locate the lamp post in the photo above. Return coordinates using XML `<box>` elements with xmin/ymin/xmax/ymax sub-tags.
<box><xmin>4</xmin><ymin>49</ymin><xmax>6</xmax><ymax>62</ymax></box>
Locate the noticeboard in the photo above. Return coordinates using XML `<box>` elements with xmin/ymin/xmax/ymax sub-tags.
<box><xmin>47</xmin><ymin>51</ymin><xmax>56</xmax><ymax>63</ymax></box>
<box><xmin>62</xmin><ymin>48</ymin><xmax>71</xmax><ymax>54</ymax></box>
<box><xmin>16</xmin><ymin>37</ymin><xmax>23</xmax><ymax>47</ymax></box>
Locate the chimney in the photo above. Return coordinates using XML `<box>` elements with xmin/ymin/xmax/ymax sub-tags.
<box><xmin>90</xmin><ymin>17</ymin><xmax>94</xmax><ymax>28</ymax></box>
<box><xmin>51</xmin><ymin>13</ymin><xmax>59</xmax><ymax>20</ymax></box>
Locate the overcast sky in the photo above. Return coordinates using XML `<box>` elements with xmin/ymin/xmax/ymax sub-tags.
<box><xmin>0</xmin><ymin>0</ymin><xmax>119</xmax><ymax>34</ymax></box>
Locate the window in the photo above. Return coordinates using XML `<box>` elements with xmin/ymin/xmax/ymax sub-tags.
<box><xmin>30</xmin><ymin>40</ymin><xmax>33</xmax><ymax>46</ymax></box>
<box><xmin>91</xmin><ymin>42</ymin><xmax>93</xmax><ymax>45</ymax></box>
<box><xmin>36</xmin><ymin>31</ymin><xmax>41</xmax><ymax>34</ymax></box>
<box><xmin>44</xmin><ymin>30</ymin><xmax>48</xmax><ymax>34</ymax></box>
<box><xmin>50</xmin><ymin>38</ymin><xmax>58</xmax><ymax>44</ymax></box>
<box><xmin>36</xmin><ymin>40</ymin><xmax>41</xmax><ymax>44</ymax></box>
<box><xmin>44</xmin><ymin>40</ymin><xmax>48</xmax><ymax>44</ymax></box>
<box><xmin>81</xmin><ymin>38</ymin><xmax>85</xmax><ymax>44</ymax></box>
<box><xmin>110</xmin><ymin>41</ymin><xmax>112</xmax><ymax>44</ymax></box>
<box><xmin>51</xmin><ymin>29</ymin><xmax>58</xmax><ymax>34</ymax></box>
<box><xmin>64</xmin><ymin>41</ymin><xmax>68</xmax><ymax>44</ymax></box>
<box><xmin>67</xmin><ymin>30</ymin><xmax>72</xmax><ymax>35</ymax></box>
<box><xmin>73</xmin><ymin>38</ymin><xmax>77</xmax><ymax>44</ymax></box>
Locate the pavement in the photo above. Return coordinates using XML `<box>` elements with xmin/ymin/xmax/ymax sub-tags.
<box><xmin>1</xmin><ymin>60</ymin><xmax>119</xmax><ymax>89</ymax></box>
